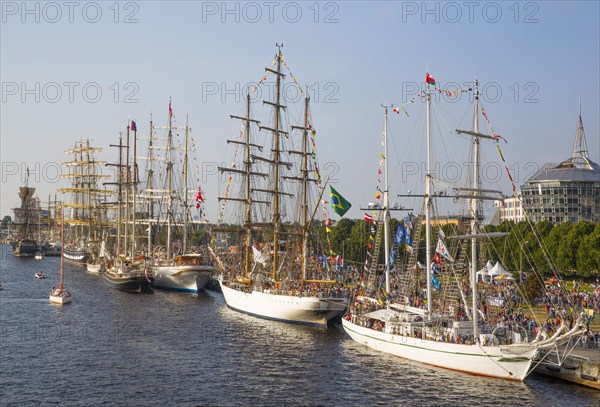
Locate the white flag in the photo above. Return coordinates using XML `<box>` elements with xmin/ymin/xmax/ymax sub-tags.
<box><xmin>435</xmin><ymin>238</ymin><xmax>454</xmax><ymax>262</ymax></box>
<box><xmin>252</xmin><ymin>246</ymin><xmax>267</xmax><ymax>265</ymax></box>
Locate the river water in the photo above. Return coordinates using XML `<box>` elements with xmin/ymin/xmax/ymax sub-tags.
<box><xmin>0</xmin><ymin>246</ymin><xmax>598</xmax><ymax>406</ymax></box>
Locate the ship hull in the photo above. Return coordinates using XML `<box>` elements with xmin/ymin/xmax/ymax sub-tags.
<box><xmin>341</xmin><ymin>318</ymin><xmax>534</xmax><ymax>381</ymax></box>
<box><xmin>151</xmin><ymin>264</ymin><xmax>213</xmax><ymax>293</ymax></box>
<box><xmin>220</xmin><ymin>281</ymin><xmax>347</xmax><ymax>328</ymax></box>
<box><xmin>86</xmin><ymin>262</ymin><xmax>102</xmax><ymax>274</ymax></box>
<box><xmin>12</xmin><ymin>239</ymin><xmax>38</xmax><ymax>257</ymax></box>
<box><xmin>101</xmin><ymin>269</ymin><xmax>152</xmax><ymax>293</ymax></box>
<box><xmin>49</xmin><ymin>294</ymin><xmax>72</xmax><ymax>304</ymax></box>
<box><xmin>63</xmin><ymin>248</ymin><xmax>89</xmax><ymax>265</ymax></box>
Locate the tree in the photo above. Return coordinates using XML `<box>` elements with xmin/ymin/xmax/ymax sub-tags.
<box><xmin>0</xmin><ymin>215</ymin><xmax>12</xmax><ymax>229</ymax></box>
<box><xmin>576</xmin><ymin>222</ymin><xmax>600</xmax><ymax>279</ymax></box>
<box><xmin>556</xmin><ymin>221</ymin><xmax>595</xmax><ymax>275</ymax></box>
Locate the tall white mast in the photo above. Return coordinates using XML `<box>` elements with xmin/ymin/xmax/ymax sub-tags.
<box><xmin>166</xmin><ymin>98</ymin><xmax>173</xmax><ymax>260</ymax></box>
<box><xmin>382</xmin><ymin>105</ymin><xmax>391</xmax><ymax>298</ymax></box>
<box><xmin>183</xmin><ymin>115</ymin><xmax>189</xmax><ymax>254</ymax></box>
<box><xmin>425</xmin><ymin>78</ymin><xmax>433</xmax><ymax>317</ymax></box>
<box><xmin>470</xmin><ymin>80</ymin><xmax>480</xmax><ymax>339</ymax></box>
<box><xmin>147</xmin><ymin>114</ymin><xmax>154</xmax><ymax>256</ymax></box>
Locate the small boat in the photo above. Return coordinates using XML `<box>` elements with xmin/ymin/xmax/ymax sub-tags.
<box><xmin>35</xmin><ymin>272</ymin><xmax>47</xmax><ymax>279</ymax></box>
<box><xmin>34</xmin><ymin>251</ymin><xmax>44</xmax><ymax>260</ymax></box>
<box><xmin>50</xmin><ymin>206</ymin><xmax>71</xmax><ymax>305</ymax></box>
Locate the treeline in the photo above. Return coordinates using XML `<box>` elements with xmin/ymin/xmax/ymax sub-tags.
<box><xmin>483</xmin><ymin>220</ymin><xmax>600</xmax><ymax>279</ymax></box>
<box><xmin>312</xmin><ymin>218</ymin><xmax>600</xmax><ymax>280</ymax></box>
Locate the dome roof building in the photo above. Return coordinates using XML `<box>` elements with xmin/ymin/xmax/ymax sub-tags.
<box><xmin>521</xmin><ymin>104</ymin><xmax>600</xmax><ymax>223</ymax></box>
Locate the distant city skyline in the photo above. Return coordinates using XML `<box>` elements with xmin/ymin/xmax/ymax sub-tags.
<box><xmin>2</xmin><ymin>1</ymin><xmax>599</xmax><ymax>222</ymax></box>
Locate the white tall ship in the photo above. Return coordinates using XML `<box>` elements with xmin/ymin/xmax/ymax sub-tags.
<box><xmin>342</xmin><ymin>78</ymin><xmax>585</xmax><ymax>380</ymax></box>
<box><xmin>140</xmin><ymin>103</ymin><xmax>214</xmax><ymax>293</ymax></box>
<box><xmin>212</xmin><ymin>45</ymin><xmax>347</xmax><ymax>327</ymax></box>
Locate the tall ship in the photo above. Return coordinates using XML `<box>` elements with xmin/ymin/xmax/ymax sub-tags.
<box><xmin>141</xmin><ymin>103</ymin><xmax>214</xmax><ymax>293</ymax></box>
<box><xmin>342</xmin><ymin>77</ymin><xmax>586</xmax><ymax>380</ymax></box>
<box><xmin>12</xmin><ymin>171</ymin><xmax>47</xmax><ymax>257</ymax></box>
<box><xmin>210</xmin><ymin>45</ymin><xmax>348</xmax><ymax>327</ymax></box>
<box><xmin>101</xmin><ymin>126</ymin><xmax>153</xmax><ymax>293</ymax></box>
<box><xmin>59</xmin><ymin>140</ymin><xmax>110</xmax><ymax>265</ymax></box>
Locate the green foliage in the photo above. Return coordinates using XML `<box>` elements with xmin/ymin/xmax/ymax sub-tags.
<box><xmin>522</xmin><ymin>273</ymin><xmax>543</xmax><ymax>303</ymax></box>
<box><xmin>1</xmin><ymin>215</ymin><xmax>12</xmax><ymax>229</ymax></box>
<box><xmin>333</xmin><ymin>218</ymin><xmax>599</xmax><ymax>279</ymax></box>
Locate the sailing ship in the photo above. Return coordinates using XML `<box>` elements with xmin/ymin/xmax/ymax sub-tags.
<box><xmin>12</xmin><ymin>171</ymin><xmax>42</xmax><ymax>257</ymax></box>
<box><xmin>342</xmin><ymin>78</ymin><xmax>585</xmax><ymax>380</ymax></box>
<box><xmin>50</xmin><ymin>207</ymin><xmax>72</xmax><ymax>305</ymax></box>
<box><xmin>59</xmin><ymin>140</ymin><xmax>111</xmax><ymax>265</ymax></box>
<box><xmin>142</xmin><ymin>104</ymin><xmax>214</xmax><ymax>293</ymax></box>
<box><xmin>211</xmin><ymin>45</ymin><xmax>347</xmax><ymax>327</ymax></box>
<box><xmin>100</xmin><ymin>126</ymin><xmax>152</xmax><ymax>293</ymax></box>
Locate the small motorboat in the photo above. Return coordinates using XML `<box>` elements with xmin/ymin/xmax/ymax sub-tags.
<box><xmin>34</xmin><ymin>252</ymin><xmax>44</xmax><ymax>260</ymax></box>
<box><xmin>35</xmin><ymin>272</ymin><xmax>47</xmax><ymax>279</ymax></box>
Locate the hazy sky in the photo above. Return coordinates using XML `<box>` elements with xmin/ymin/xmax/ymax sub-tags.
<box><xmin>2</xmin><ymin>1</ymin><xmax>599</xmax><ymax>222</ymax></box>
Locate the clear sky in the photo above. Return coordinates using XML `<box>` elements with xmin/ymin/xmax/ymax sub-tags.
<box><xmin>1</xmin><ymin>1</ymin><xmax>599</xmax><ymax>222</ymax></box>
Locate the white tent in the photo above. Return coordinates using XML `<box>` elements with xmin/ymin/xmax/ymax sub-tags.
<box><xmin>489</xmin><ymin>261</ymin><xmax>512</xmax><ymax>278</ymax></box>
<box><xmin>486</xmin><ymin>261</ymin><xmax>494</xmax><ymax>272</ymax></box>
<box><xmin>476</xmin><ymin>267</ymin><xmax>491</xmax><ymax>283</ymax></box>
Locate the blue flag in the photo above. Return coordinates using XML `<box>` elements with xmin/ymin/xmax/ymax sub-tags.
<box><xmin>394</xmin><ymin>225</ymin><xmax>405</xmax><ymax>245</ymax></box>
<box><xmin>388</xmin><ymin>246</ymin><xmax>397</xmax><ymax>266</ymax></box>
<box><xmin>432</xmin><ymin>275</ymin><xmax>441</xmax><ymax>290</ymax></box>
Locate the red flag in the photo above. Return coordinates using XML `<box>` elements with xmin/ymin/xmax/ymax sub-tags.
<box><xmin>169</xmin><ymin>101</ymin><xmax>173</xmax><ymax>117</ymax></box>
<box><xmin>426</xmin><ymin>73</ymin><xmax>436</xmax><ymax>86</ymax></box>
<box><xmin>364</xmin><ymin>213</ymin><xmax>375</xmax><ymax>223</ymax></box>
<box><xmin>392</xmin><ymin>107</ymin><xmax>400</xmax><ymax>114</ymax></box>
<box><xmin>378</xmin><ymin>169</ymin><xmax>382</xmax><ymax>175</ymax></box>
<box><xmin>433</xmin><ymin>253</ymin><xmax>442</xmax><ymax>264</ymax></box>
<box><xmin>131</xmin><ymin>120</ymin><xmax>137</xmax><ymax>132</ymax></box>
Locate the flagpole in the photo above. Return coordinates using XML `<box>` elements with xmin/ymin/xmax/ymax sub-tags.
<box><xmin>425</xmin><ymin>74</ymin><xmax>433</xmax><ymax>318</ymax></box>
<box><xmin>381</xmin><ymin>104</ymin><xmax>391</xmax><ymax>302</ymax></box>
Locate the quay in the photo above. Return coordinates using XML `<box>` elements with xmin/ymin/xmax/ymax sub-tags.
<box><xmin>534</xmin><ymin>344</ymin><xmax>600</xmax><ymax>390</ymax></box>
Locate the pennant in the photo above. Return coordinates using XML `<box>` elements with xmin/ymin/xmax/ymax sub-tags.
<box><xmin>433</xmin><ymin>252</ymin><xmax>442</xmax><ymax>264</ymax></box>
<box><xmin>364</xmin><ymin>213</ymin><xmax>375</xmax><ymax>223</ymax></box>
<box><xmin>131</xmin><ymin>121</ymin><xmax>137</xmax><ymax>132</ymax></box>
<box><xmin>375</xmin><ymin>192</ymin><xmax>381</xmax><ymax>200</ymax></box>
<box><xmin>326</xmin><ymin>227</ymin><xmax>332</xmax><ymax>233</ymax></box>
<box><xmin>493</xmin><ymin>134</ymin><xmax>507</xmax><ymax>143</ymax></box>
<box><xmin>329</xmin><ymin>186</ymin><xmax>352</xmax><ymax>217</ymax></box>
<box><xmin>392</xmin><ymin>107</ymin><xmax>400</xmax><ymax>115</ymax></box>
<box><xmin>169</xmin><ymin>101</ymin><xmax>173</xmax><ymax>117</ymax></box>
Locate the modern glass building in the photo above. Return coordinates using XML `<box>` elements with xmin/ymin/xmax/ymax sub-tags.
<box><xmin>521</xmin><ymin>108</ymin><xmax>600</xmax><ymax>223</ymax></box>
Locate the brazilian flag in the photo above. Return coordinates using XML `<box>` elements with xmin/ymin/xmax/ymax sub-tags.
<box><xmin>329</xmin><ymin>186</ymin><xmax>352</xmax><ymax>217</ymax></box>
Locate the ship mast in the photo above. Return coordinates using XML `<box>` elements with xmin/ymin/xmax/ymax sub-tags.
<box><xmin>166</xmin><ymin>98</ymin><xmax>173</xmax><ymax>260</ymax></box>
<box><xmin>425</xmin><ymin>77</ymin><xmax>433</xmax><ymax>317</ymax></box>
<box><xmin>382</xmin><ymin>105</ymin><xmax>391</xmax><ymax>298</ymax></box>
<box><xmin>301</xmin><ymin>95</ymin><xmax>309</xmax><ymax>281</ymax></box>
<box><xmin>221</xmin><ymin>94</ymin><xmax>264</xmax><ymax>276</ymax></box>
<box><xmin>244</xmin><ymin>95</ymin><xmax>252</xmax><ymax>276</ymax></box>
<box><xmin>147</xmin><ymin>114</ymin><xmax>154</xmax><ymax>256</ymax></box>
<box><xmin>470</xmin><ymin>80</ymin><xmax>481</xmax><ymax>339</ymax></box>
<box><xmin>116</xmin><ymin>134</ymin><xmax>124</xmax><ymax>255</ymax></box>
<box><xmin>290</xmin><ymin>93</ymin><xmax>312</xmax><ymax>281</ymax></box>
<box><xmin>125</xmin><ymin>124</ymin><xmax>131</xmax><ymax>257</ymax></box>
<box><xmin>271</xmin><ymin>45</ymin><xmax>283</xmax><ymax>280</ymax></box>
<box><xmin>132</xmin><ymin>120</ymin><xmax>138</xmax><ymax>258</ymax></box>
<box><xmin>183</xmin><ymin>115</ymin><xmax>189</xmax><ymax>254</ymax></box>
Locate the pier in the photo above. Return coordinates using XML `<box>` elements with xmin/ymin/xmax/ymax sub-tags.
<box><xmin>534</xmin><ymin>344</ymin><xmax>600</xmax><ymax>390</ymax></box>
